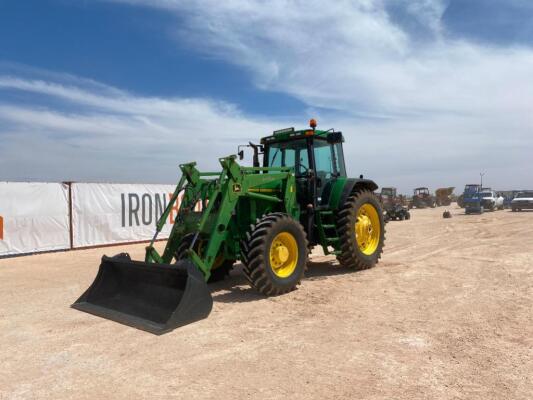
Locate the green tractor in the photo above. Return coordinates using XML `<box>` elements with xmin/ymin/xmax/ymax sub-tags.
<box><xmin>73</xmin><ymin>120</ymin><xmax>386</xmax><ymax>334</ymax></box>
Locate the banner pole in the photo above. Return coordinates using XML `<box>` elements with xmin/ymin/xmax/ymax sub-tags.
<box><xmin>65</xmin><ymin>182</ymin><xmax>74</xmax><ymax>250</ymax></box>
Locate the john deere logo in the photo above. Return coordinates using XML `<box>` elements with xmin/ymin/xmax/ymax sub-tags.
<box><xmin>0</xmin><ymin>215</ymin><xmax>3</xmax><ymax>240</ymax></box>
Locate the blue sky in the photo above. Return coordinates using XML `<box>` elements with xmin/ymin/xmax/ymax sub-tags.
<box><xmin>1</xmin><ymin>0</ymin><xmax>532</xmax><ymax>193</ymax></box>
<box><xmin>0</xmin><ymin>1</ymin><xmax>304</xmax><ymax>114</ymax></box>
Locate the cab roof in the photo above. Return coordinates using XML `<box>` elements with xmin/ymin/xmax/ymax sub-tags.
<box><xmin>260</xmin><ymin>127</ymin><xmax>331</xmax><ymax>144</ymax></box>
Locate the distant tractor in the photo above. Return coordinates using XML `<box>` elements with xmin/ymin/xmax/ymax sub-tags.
<box><xmin>435</xmin><ymin>187</ymin><xmax>454</xmax><ymax>206</ymax></box>
<box><xmin>409</xmin><ymin>187</ymin><xmax>436</xmax><ymax>209</ymax></box>
<box><xmin>379</xmin><ymin>187</ymin><xmax>410</xmax><ymax>222</ymax></box>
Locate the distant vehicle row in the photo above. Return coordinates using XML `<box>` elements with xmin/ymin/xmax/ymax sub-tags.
<box><xmin>459</xmin><ymin>184</ymin><xmax>532</xmax><ymax>214</ymax></box>
<box><xmin>378</xmin><ymin>186</ymin><xmax>454</xmax><ymax>222</ymax></box>
<box><xmin>378</xmin><ymin>185</ymin><xmax>533</xmax><ymax>220</ymax></box>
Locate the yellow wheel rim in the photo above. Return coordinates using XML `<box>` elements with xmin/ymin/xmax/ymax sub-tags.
<box><xmin>269</xmin><ymin>232</ymin><xmax>298</xmax><ymax>278</ymax></box>
<box><xmin>355</xmin><ymin>203</ymin><xmax>381</xmax><ymax>255</ymax></box>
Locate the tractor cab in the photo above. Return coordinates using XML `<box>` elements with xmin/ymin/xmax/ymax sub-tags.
<box><xmin>380</xmin><ymin>187</ymin><xmax>397</xmax><ymax>207</ymax></box>
<box><xmin>258</xmin><ymin>120</ymin><xmax>347</xmax><ymax>207</ymax></box>
<box><xmin>410</xmin><ymin>187</ymin><xmax>436</xmax><ymax>208</ymax></box>
<box><xmin>381</xmin><ymin>187</ymin><xmax>397</xmax><ymax>198</ymax></box>
<box><xmin>414</xmin><ymin>187</ymin><xmax>430</xmax><ymax>197</ymax></box>
<box><xmin>464</xmin><ymin>184</ymin><xmax>482</xmax><ymax>194</ymax></box>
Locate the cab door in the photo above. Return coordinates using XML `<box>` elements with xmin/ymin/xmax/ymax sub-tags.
<box><xmin>312</xmin><ymin>138</ymin><xmax>346</xmax><ymax>205</ymax></box>
<box><xmin>264</xmin><ymin>139</ymin><xmax>313</xmax><ymax>206</ymax></box>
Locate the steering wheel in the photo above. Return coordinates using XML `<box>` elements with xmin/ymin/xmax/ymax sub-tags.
<box><xmin>298</xmin><ymin>163</ymin><xmax>309</xmax><ymax>175</ymax></box>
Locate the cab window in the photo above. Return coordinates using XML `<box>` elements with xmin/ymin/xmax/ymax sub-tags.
<box><xmin>313</xmin><ymin>139</ymin><xmax>346</xmax><ymax>178</ymax></box>
<box><xmin>314</xmin><ymin>141</ymin><xmax>334</xmax><ymax>179</ymax></box>
<box><xmin>333</xmin><ymin>143</ymin><xmax>346</xmax><ymax>176</ymax></box>
<box><xmin>266</xmin><ymin>139</ymin><xmax>309</xmax><ymax>175</ymax></box>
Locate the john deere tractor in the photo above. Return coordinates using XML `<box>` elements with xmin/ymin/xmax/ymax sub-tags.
<box><xmin>73</xmin><ymin>120</ymin><xmax>385</xmax><ymax>334</ymax></box>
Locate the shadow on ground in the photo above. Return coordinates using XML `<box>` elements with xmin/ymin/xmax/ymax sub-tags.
<box><xmin>210</xmin><ymin>258</ymin><xmax>352</xmax><ymax>303</ymax></box>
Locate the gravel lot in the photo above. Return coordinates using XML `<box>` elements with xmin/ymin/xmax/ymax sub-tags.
<box><xmin>1</xmin><ymin>206</ymin><xmax>532</xmax><ymax>399</ymax></box>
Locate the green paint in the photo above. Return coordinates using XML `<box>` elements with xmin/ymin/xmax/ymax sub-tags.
<box><xmin>144</xmin><ymin>125</ymin><xmax>374</xmax><ymax>281</ymax></box>
<box><xmin>327</xmin><ymin>177</ymin><xmax>348</xmax><ymax>209</ymax></box>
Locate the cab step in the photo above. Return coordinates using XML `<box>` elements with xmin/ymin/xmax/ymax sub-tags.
<box><xmin>321</xmin><ymin>224</ymin><xmax>336</xmax><ymax>229</ymax></box>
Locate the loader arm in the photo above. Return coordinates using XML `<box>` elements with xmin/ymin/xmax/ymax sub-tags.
<box><xmin>145</xmin><ymin>156</ymin><xmax>297</xmax><ymax>281</ymax></box>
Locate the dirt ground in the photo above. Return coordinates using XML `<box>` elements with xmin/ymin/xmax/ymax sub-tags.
<box><xmin>1</xmin><ymin>206</ymin><xmax>532</xmax><ymax>400</ymax></box>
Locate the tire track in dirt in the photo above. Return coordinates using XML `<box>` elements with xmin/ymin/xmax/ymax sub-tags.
<box><xmin>1</xmin><ymin>206</ymin><xmax>532</xmax><ymax>400</ymax></box>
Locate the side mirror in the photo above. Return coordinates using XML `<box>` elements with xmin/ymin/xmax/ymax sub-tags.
<box><xmin>238</xmin><ymin>150</ymin><xmax>244</xmax><ymax>160</ymax></box>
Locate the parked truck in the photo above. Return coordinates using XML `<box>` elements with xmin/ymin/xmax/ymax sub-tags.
<box><xmin>460</xmin><ymin>184</ymin><xmax>481</xmax><ymax>212</ymax></box>
<box><xmin>479</xmin><ymin>189</ymin><xmax>504</xmax><ymax>211</ymax></box>
<box><xmin>511</xmin><ymin>191</ymin><xmax>533</xmax><ymax>211</ymax></box>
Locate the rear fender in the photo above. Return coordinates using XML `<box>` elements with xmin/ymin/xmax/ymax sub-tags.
<box><xmin>329</xmin><ymin>178</ymin><xmax>379</xmax><ymax>210</ymax></box>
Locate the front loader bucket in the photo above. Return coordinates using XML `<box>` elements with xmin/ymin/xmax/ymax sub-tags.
<box><xmin>72</xmin><ymin>254</ymin><xmax>212</xmax><ymax>335</ymax></box>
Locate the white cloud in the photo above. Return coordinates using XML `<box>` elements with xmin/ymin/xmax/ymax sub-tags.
<box><xmin>1</xmin><ymin>0</ymin><xmax>533</xmax><ymax>192</ymax></box>
<box><xmin>123</xmin><ymin>0</ymin><xmax>533</xmax><ymax>116</ymax></box>
<box><xmin>0</xmin><ymin>74</ymin><xmax>277</xmax><ymax>183</ymax></box>
<box><xmin>100</xmin><ymin>0</ymin><xmax>533</xmax><ymax>191</ymax></box>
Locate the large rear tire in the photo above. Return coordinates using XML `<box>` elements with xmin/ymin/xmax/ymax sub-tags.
<box><xmin>242</xmin><ymin>213</ymin><xmax>308</xmax><ymax>296</ymax></box>
<box><xmin>336</xmin><ymin>190</ymin><xmax>385</xmax><ymax>271</ymax></box>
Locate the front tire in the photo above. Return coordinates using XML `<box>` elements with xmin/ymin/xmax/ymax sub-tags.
<box><xmin>336</xmin><ymin>190</ymin><xmax>385</xmax><ymax>271</ymax></box>
<box><xmin>175</xmin><ymin>234</ymin><xmax>234</xmax><ymax>283</ymax></box>
<box><xmin>242</xmin><ymin>213</ymin><xmax>308</xmax><ymax>296</ymax></box>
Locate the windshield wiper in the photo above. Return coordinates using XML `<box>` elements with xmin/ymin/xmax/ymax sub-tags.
<box><xmin>270</xmin><ymin>148</ymin><xmax>281</xmax><ymax>166</ymax></box>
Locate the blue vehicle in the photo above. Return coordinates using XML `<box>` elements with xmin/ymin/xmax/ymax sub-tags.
<box><xmin>461</xmin><ymin>184</ymin><xmax>483</xmax><ymax>214</ymax></box>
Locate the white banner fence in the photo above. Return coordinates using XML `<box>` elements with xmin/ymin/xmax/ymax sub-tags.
<box><xmin>72</xmin><ymin>183</ymin><xmax>178</xmax><ymax>248</ymax></box>
<box><xmin>0</xmin><ymin>182</ymin><xmax>71</xmax><ymax>256</ymax></box>
<box><xmin>0</xmin><ymin>181</ymin><xmax>185</xmax><ymax>257</ymax></box>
